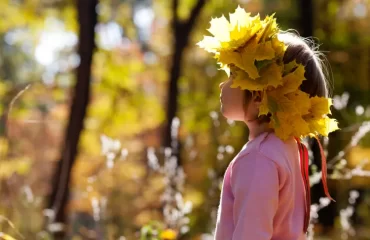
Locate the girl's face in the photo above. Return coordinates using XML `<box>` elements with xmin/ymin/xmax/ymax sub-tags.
<box><xmin>219</xmin><ymin>76</ymin><xmax>260</xmax><ymax>122</ymax></box>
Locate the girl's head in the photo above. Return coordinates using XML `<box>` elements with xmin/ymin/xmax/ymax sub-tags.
<box><xmin>219</xmin><ymin>31</ymin><xmax>330</xmax><ymax>123</ymax></box>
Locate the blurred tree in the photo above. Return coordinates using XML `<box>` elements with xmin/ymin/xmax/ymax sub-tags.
<box><xmin>0</xmin><ymin>0</ymin><xmax>369</xmax><ymax>239</ymax></box>
<box><xmin>299</xmin><ymin>0</ymin><xmax>313</xmax><ymax>37</ymax></box>
<box><xmin>163</xmin><ymin>0</ymin><xmax>206</xmax><ymax>164</ymax></box>
<box><xmin>47</xmin><ymin>0</ymin><xmax>98</xmax><ymax>238</ymax></box>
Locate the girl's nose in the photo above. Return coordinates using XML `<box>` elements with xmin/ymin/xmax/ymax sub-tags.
<box><xmin>219</xmin><ymin>81</ymin><xmax>225</xmax><ymax>89</ymax></box>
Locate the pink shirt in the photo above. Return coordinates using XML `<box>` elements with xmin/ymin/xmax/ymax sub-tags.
<box><xmin>214</xmin><ymin>132</ymin><xmax>307</xmax><ymax>240</ymax></box>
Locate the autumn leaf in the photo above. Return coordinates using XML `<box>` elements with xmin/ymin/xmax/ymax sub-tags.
<box><xmin>310</xmin><ymin>96</ymin><xmax>332</xmax><ymax>117</ymax></box>
<box><xmin>279</xmin><ymin>64</ymin><xmax>306</xmax><ymax>94</ymax></box>
<box><xmin>307</xmin><ymin>117</ymin><xmax>339</xmax><ymax>137</ymax></box>
<box><xmin>272</xmin><ymin>112</ymin><xmax>294</xmax><ymax>140</ymax></box>
<box><xmin>271</xmin><ymin>36</ymin><xmax>287</xmax><ymax>58</ymax></box>
<box><xmin>259</xmin><ymin>88</ymin><xmax>296</xmax><ymax>114</ymax></box>
<box><xmin>197</xmin><ymin>36</ymin><xmax>221</xmax><ymax>53</ymax></box>
<box><xmin>228</xmin><ymin>7</ymin><xmax>262</xmax><ymax>48</ymax></box>
<box><xmin>198</xmin><ymin>6</ymin><xmax>263</xmax><ymax>52</ymax></box>
<box><xmin>207</xmin><ymin>15</ymin><xmax>230</xmax><ymax>43</ymax></box>
<box><xmin>231</xmin><ymin>63</ymin><xmax>282</xmax><ymax>91</ymax></box>
<box><xmin>255</xmin><ymin>14</ymin><xmax>278</xmax><ymax>43</ymax></box>
<box><xmin>291</xmin><ymin>115</ymin><xmax>311</xmax><ymax>138</ymax></box>
<box><xmin>283</xmin><ymin>60</ymin><xmax>299</xmax><ymax>75</ymax></box>
<box><xmin>255</xmin><ymin>41</ymin><xmax>275</xmax><ymax>61</ymax></box>
<box><xmin>272</xmin><ymin>112</ymin><xmax>310</xmax><ymax>140</ymax></box>
<box><xmin>286</xmin><ymin>90</ymin><xmax>311</xmax><ymax>115</ymax></box>
<box><xmin>218</xmin><ymin>38</ymin><xmax>260</xmax><ymax>79</ymax></box>
<box><xmin>218</xmin><ymin>62</ymin><xmax>231</xmax><ymax>76</ymax></box>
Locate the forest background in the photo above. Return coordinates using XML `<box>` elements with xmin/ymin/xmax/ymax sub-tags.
<box><xmin>0</xmin><ymin>0</ymin><xmax>370</xmax><ymax>239</ymax></box>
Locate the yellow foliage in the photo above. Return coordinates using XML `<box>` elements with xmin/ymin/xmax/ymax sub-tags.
<box><xmin>0</xmin><ymin>158</ymin><xmax>31</xmax><ymax>179</ymax></box>
<box><xmin>184</xmin><ymin>188</ymin><xmax>204</xmax><ymax>208</ymax></box>
<box><xmin>62</xmin><ymin>6</ymin><xmax>78</xmax><ymax>31</ymax></box>
<box><xmin>0</xmin><ymin>1</ymin><xmax>44</xmax><ymax>32</ymax></box>
<box><xmin>70</xmin><ymin>197</ymin><xmax>95</xmax><ymax>214</ymax></box>
<box><xmin>119</xmin><ymin>161</ymin><xmax>147</xmax><ymax>180</ymax></box>
<box><xmin>348</xmin><ymin>147</ymin><xmax>370</xmax><ymax>168</ymax></box>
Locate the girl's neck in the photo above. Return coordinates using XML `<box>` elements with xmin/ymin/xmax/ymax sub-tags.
<box><xmin>245</xmin><ymin>120</ymin><xmax>272</xmax><ymax>141</ymax></box>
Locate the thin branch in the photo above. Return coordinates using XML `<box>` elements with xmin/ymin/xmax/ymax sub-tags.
<box><xmin>7</xmin><ymin>84</ymin><xmax>31</xmax><ymax>122</ymax></box>
<box><xmin>0</xmin><ymin>84</ymin><xmax>31</xmax><ymax>161</ymax></box>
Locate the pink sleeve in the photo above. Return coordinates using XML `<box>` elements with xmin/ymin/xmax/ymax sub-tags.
<box><xmin>230</xmin><ymin>151</ymin><xmax>280</xmax><ymax>240</ymax></box>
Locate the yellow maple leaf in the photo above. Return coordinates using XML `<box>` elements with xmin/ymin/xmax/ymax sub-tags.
<box><xmin>255</xmin><ymin>14</ymin><xmax>278</xmax><ymax>43</ymax></box>
<box><xmin>307</xmin><ymin>117</ymin><xmax>339</xmax><ymax>137</ymax></box>
<box><xmin>229</xmin><ymin>5</ymin><xmax>251</xmax><ymax>28</ymax></box>
<box><xmin>197</xmin><ymin>36</ymin><xmax>221</xmax><ymax>53</ymax></box>
<box><xmin>286</xmin><ymin>90</ymin><xmax>311</xmax><ymax>115</ymax></box>
<box><xmin>271</xmin><ymin>36</ymin><xmax>286</xmax><ymax>58</ymax></box>
<box><xmin>259</xmin><ymin>89</ymin><xmax>297</xmax><ymax>117</ymax></box>
<box><xmin>219</xmin><ymin>63</ymin><xmax>231</xmax><ymax>77</ymax></box>
<box><xmin>228</xmin><ymin>7</ymin><xmax>262</xmax><ymax>49</ymax></box>
<box><xmin>327</xmin><ymin>118</ymin><xmax>340</xmax><ymax>134</ymax></box>
<box><xmin>279</xmin><ymin>64</ymin><xmax>306</xmax><ymax>94</ymax></box>
<box><xmin>272</xmin><ymin>111</ymin><xmax>311</xmax><ymax>140</ymax></box>
<box><xmin>218</xmin><ymin>38</ymin><xmax>260</xmax><ymax>79</ymax></box>
<box><xmin>292</xmin><ymin>115</ymin><xmax>311</xmax><ymax>138</ymax></box>
<box><xmin>310</xmin><ymin>96</ymin><xmax>332</xmax><ymax>117</ymax></box>
<box><xmin>272</xmin><ymin>112</ymin><xmax>294</xmax><ymax>140</ymax></box>
<box><xmin>255</xmin><ymin>41</ymin><xmax>275</xmax><ymax>61</ymax></box>
<box><xmin>198</xmin><ymin>6</ymin><xmax>263</xmax><ymax>53</ymax></box>
<box><xmin>208</xmin><ymin>15</ymin><xmax>230</xmax><ymax>42</ymax></box>
<box><xmin>231</xmin><ymin>63</ymin><xmax>282</xmax><ymax>91</ymax></box>
<box><xmin>283</xmin><ymin>60</ymin><xmax>299</xmax><ymax>75</ymax></box>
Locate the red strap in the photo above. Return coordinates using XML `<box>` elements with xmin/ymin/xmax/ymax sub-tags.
<box><xmin>302</xmin><ymin>142</ymin><xmax>311</xmax><ymax>232</ymax></box>
<box><xmin>315</xmin><ymin>136</ymin><xmax>335</xmax><ymax>201</ymax></box>
<box><xmin>295</xmin><ymin>137</ymin><xmax>335</xmax><ymax>233</ymax></box>
<box><xmin>295</xmin><ymin>138</ymin><xmax>310</xmax><ymax>233</ymax></box>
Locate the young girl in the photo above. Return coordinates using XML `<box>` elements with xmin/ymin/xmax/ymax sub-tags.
<box><xmin>198</xmin><ymin>7</ymin><xmax>338</xmax><ymax>240</ymax></box>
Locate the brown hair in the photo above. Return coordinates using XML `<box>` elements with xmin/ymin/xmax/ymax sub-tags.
<box><xmin>280</xmin><ymin>31</ymin><xmax>331</xmax><ymax>98</ymax></box>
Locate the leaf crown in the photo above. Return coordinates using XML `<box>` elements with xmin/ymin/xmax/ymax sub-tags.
<box><xmin>197</xmin><ymin>6</ymin><xmax>339</xmax><ymax>140</ymax></box>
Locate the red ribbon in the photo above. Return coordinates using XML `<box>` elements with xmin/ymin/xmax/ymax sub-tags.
<box><xmin>295</xmin><ymin>137</ymin><xmax>334</xmax><ymax>233</ymax></box>
<box><xmin>315</xmin><ymin>136</ymin><xmax>335</xmax><ymax>202</ymax></box>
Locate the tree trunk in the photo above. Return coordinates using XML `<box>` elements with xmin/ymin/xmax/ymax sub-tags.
<box><xmin>163</xmin><ymin>0</ymin><xmax>206</xmax><ymax>164</ymax></box>
<box><xmin>299</xmin><ymin>0</ymin><xmax>313</xmax><ymax>37</ymax></box>
<box><xmin>47</xmin><ymin>0</ymin><xmax>97</xmax><ymax>238</ymax></box>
